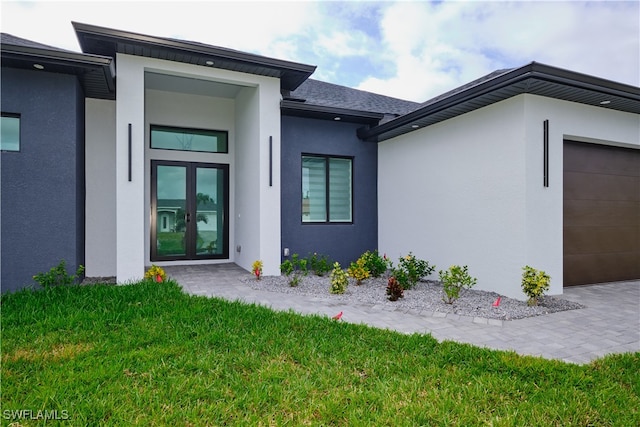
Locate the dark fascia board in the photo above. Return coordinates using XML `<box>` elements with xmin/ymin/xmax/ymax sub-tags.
<box><xmin>528</xmin><ymin>62</ymin><xmax>640</xmax><ymax>97</ymax></box>
<box><xmin>281</xmin><ymin>99</ymin><xmax>384</xmax><ymax>125</ymax></box>
<box><xmin>1</xmin><ymin>41</ymin><xmax>116</xmax><ymax>93</ymax></box>
<box><xmin>73</xmin><ymin>21</ymin><xmax>316</xmax><ymax>91</ymax></box>
<box><xmin>1</xmin><ymin>42</ymin><xmax>114</xmax><ymax>70</ymax></box>
<box><xmin>360</xmin><ymin>62</ymin><xmax>640</xmax><ymax>142</ymax></box>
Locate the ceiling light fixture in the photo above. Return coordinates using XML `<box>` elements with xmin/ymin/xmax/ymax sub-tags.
<box><xmin>411</xmin><ymin>124</ymin><xmax>419</xmax><ymax>129</ymax></box>
<box><xmin>600</xmin><ymin>100</ymin><xmax>611</xmax><ymax>105</ymax></box>
<box><xmin>205</xmin><ymin>60</ymin><xmax>214</xmax><ymax>66</ymax></box>
<box><xmin>334</xmin><ymin>117</ymin><xmax>341</xmax><ymax>121</ymax></box>
<box><xmin>33</xmin><ymin>63</ymin><xmax>44</xmax><ymax>70</ymax></box>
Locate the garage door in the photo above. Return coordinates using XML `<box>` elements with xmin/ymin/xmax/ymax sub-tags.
<box><xmin>563</xmin><ymin>141</ymin><xmax>640</xmax><ymax>286</ymax></box>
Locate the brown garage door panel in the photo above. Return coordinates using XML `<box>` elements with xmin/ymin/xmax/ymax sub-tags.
<box><xmin>564</xmin><ymin>252</ymin><xmax>640</xmax><ymax>286</ymax></box>
<box><xmin>564</xmin><ymin>141</ymin><xmax>640</xmax><ymax>176</ymax></box>
<box><xmin>564</xmin><ymin>172</ymin><xmax>640</xmax><ymax>202</ymax></box>
<box><xmin>564</xmin><ymin>200</ymin><xmax>639</xmax><ymax>227</ymax></box>
<box><xmin>564</xmin><ymin>226</ymin><xmax>639</xmax><ymax>254</ymax></box>
<box><xmin>563</xmin><ymin>141</ymin><xmax>640</xmax><ymax>286</ymax></box>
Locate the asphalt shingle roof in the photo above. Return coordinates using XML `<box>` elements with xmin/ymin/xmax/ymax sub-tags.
<box><xmin>290</xmin><ymin>79</ymin><xmax>422</xmax><ymax>121</ymax></box>
<box><xmin>1</xmin><ymin>33</ymin><xmax>75</xmax><ymax>52</ymax></box>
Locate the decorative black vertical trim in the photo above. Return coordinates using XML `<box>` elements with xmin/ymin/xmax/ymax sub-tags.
<box><xmin>543</xmin><ymin>119</ymin><xmax>549</xmax><ymax>187</ymax></box>
<box><xmin>269</xmin><ymin>136</ymin><xmax>273</xmax><ymax>187</ymax></box>
<box><xmin>128</xmin><ymin>123</ymin><xmax>132</xmax><ymax>182</ymax></box>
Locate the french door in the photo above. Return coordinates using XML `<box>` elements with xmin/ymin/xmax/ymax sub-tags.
<box><xmin>151</xmin><ymin>161</ymin><xmax>229</xmax><ymax>261</ymax></box>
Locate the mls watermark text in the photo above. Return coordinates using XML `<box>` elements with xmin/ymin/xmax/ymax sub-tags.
<box><xmin>2</xmin><ymin>409</ymin><xmax>69</xmax><ymax>421</ymax></box>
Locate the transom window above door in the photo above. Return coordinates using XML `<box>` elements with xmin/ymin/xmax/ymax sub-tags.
<box><xmin>151</xmin><ymin>125</ymin><xmax>228</xmax><ymax>153</ymax></box>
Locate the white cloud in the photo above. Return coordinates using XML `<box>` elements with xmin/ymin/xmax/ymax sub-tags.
<box><xmin>358</xmin><ymin>1</ymin><xmax>639</xmax><ymax>102</ymax></box>
<box><xmin>314</xmin><ymin>30</ymin><xmax>372</xmax><ymax>58</ymax></box>
<box><xmin>0</xmin><ymin>1</ymin><xmax>320</xmax><ymax>57</ymax></box>
<box><xmin>1</xmin><ymin>1</ymin><xmax>637</xmax><ymax>103</ymax></box>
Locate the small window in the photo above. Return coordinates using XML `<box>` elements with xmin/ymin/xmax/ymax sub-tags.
<box><xmin>150</xmin><ymin>125</ymin><xmax>228</xmax><ymax>153</ymax></box>
<box><xmin>302</xmin><ymin>155</ymin><xmax>352</xmax><ymax>223</ymax></box>
<box><xmin>1</xmin><ymin>114</ymin><xmax>20</xmax><ymax>152</ymax></box>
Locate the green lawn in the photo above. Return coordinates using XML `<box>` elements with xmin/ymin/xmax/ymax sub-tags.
<box><xmin>2</xmin><ymin>281</ymin><xmax>638</xmax><ymax>426</ymax></box>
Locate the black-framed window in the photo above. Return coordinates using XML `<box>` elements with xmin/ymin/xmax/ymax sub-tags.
<box><xmin>302</xmin><ymin>155</ymin><xmax>352</xmax><ymax>223</ymax></box>
<box><xmin>1</xmin><ymin>113</ymin><xmax>20</xmax><ymax>152</ymax></box>
<box><xmin>150</xmin><ymin>125</ymin><xmax>228</xmax><ymax>153</ymax></box>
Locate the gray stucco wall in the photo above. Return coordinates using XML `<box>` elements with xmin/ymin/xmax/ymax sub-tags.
<box><xmin>281</xmin><ymin>115</ymin><xmax>378</xmax><ymax>267</ymax></box>
<box><xmin>1</xmin><ymin>68</ymin><xmax>85</xmax><ymax>292</ymax></box>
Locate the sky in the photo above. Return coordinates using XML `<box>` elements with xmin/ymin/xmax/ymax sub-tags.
<box><xmin>1</xmin><ymin>0</ymin><xmax>638</xmax><ymax>102</ymax></box>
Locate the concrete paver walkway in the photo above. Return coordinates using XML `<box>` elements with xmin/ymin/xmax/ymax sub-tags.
<box><xmin>165</xmin><ymin>264</ymin><xmax>639</xmax><ymax>364</ymax></box>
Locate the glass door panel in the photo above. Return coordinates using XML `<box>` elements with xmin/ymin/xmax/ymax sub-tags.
<box><xmin>152</xmin><ymin>161</ymin><xmax>229</xmax><ymax>261</ymax></box>
<box><xmin>155</xmin><ymin>165</ymin><xmax>187</xmax><ymax>257</ymax></box>
<box><xmin>195</xmin><ymin>167</ymin><xmax>224</xmax><ymax>255</ymax></box>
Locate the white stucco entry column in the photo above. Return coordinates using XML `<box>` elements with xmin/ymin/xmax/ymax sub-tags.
<box><xmin>233</xmin><ymin>76</ymin><xmax>282</xmax><ymax>276</ymax></box>
<box><xmin>258</xmin><ymin>79</ymin><xmax>282</xmax><ymax>276</ymax></box>
<box><xmin>115</xmin><ymin>53</ymin><xmax>146</xmax><ymax>282</ymax></box>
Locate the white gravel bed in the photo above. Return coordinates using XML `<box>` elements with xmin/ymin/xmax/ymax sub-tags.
<box><xmin>244</xmin><ymin>274</ymin><xmax>585</xmax><ymax>321</ymax></box>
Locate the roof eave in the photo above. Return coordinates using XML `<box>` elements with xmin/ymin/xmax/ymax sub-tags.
<box><xmin>1</xmin><ymin>42</ymin><xmax>116</xmax><ymax>98</ymax></box>
<box><xmin>281</xmin><ymin>100</ymin><xmax>384</xmax><ymax>125</ymax></box>
<box><xmin>527</xmin><ymin>62</ymin><xmax>640</xmax><ymax>96</ymax></box>
<box><xmin>360</xmin><ymin>62</ymin><xmax>640</xmax><ymax>142</ymax></box>
<box><xmin>1</xmin><ymin>43</ymin><xmax>113</xmax><ymax>67</ymax></box>
<box><xmin>73</xmin><ymin>21</ymin><xmax>316</xmax><ymax>91</ymax></box>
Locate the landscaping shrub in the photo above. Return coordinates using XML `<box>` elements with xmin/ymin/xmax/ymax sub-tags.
<box><xmin>307</xmin><ymin>253</ymin><xmax>332</xmax><ymax>276</ymax></box>
<box><xmin>347</xmin><ymin>258</ymin><xmax>370</xmax><ymax>285</ymax></box>
<box><xmin>144</xmin><ymin>265</ymin><xmax>167</xmax><ymax>283</ymax></box>
<box><xmin>280</xmin><ymin>254</ymin><xmax>308</xmax><ymax>287</ymax></box>
<box><xmin>391</xmin><ymin>252</ymin><xmax>435</xmax><ymax>289</ymax></box>
<box><xmin>33</xmin><ymin>260</ymin><xmax>85</xmax><ymax>288</ymax></box>
<box><xmin>521</xmin><ymin>265</ymin><xmax>551</xmax><ymax>306</ymax></box>
<box><xmin>329</xmin><ymin>262</ymin><xmax>348</xmax><ymax>294</ymax></box>
<box><xmin>361</xmin><ymin>250</ymin><xmax>389</xmax><ymax>278</ymax></box>
<box><xmin>252</xmin><ymin>260</ymin><xmax>263</xmax><ymax>280</ymax></box>
<box><xmin>386</xmin><ymin>277</ymin><xmax>404</xmax><ymax>301</ymax></box>
<box><xmin>439</xmin><ymin>265</ymin><xmax>477</xmax><ymax>304</ymax></box>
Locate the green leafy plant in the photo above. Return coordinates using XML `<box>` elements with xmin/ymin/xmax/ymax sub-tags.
<box><xmin>289</xmin><ymin>275</ymin><xmax>301</xmax><ymax>287</ymax></box>
<box><xmin>280</xmin><ymin>254</ymin><xmax>308</xmax><ymax>287</ymax></box>
<box><xmin>329</xmin><ymin>262</ymin><xmax>348</xmax><ymax>294</ymax></box>
<box><xmin>298</xmin><ymin>258</ymin><xmax>308</xmax><ymax>275</ymax></box>
<box><xmin>521</xmin><ymin>265</ymin><xmax>551</xmax><ymax>306</ymax></box>
<box><xmin>361</xmin><ymin>250</ymin><xmax>389</xmax><ymax>278</ymax></box>
<box><xmin>33</xmin><ymin>260</ymin><xmax>85</xmax><ymax>288</ymax></box>
<box><xmin>389</xmin><ymin>266</ymin><xmax>407</xmax><ymax>290</ymax></box>
<box><xmin>347</xmin><ymin>258</ymin><xmax>370</xmax><ymax>285</ymax></box>
<box><xmin>386</xmin><ymin>277</ymin><xmax>404</xmax><ymax>301</ymax></box>
<box><xmin>439</xmin><ymin>265</ymin><xmax>477</xmax><ymax>304</ymax></box>
<box><xmin>391</xmin><ymin>252</ymin><xmax>435</xmax><ymax>290</ymax></box>
<box><xmin>144</xmin><ymin>265</ymin><xmax>167</xmax><ymax>283</ymax></box>
<box><xmin>307</xmin><ymin>253</ymin><xmax>332</xmax><ymax>277</ymax></box>
<box><xmin>280</xmin><ymin>259</ymin><xmax>294</xmax><ymax>276</ymax></box>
